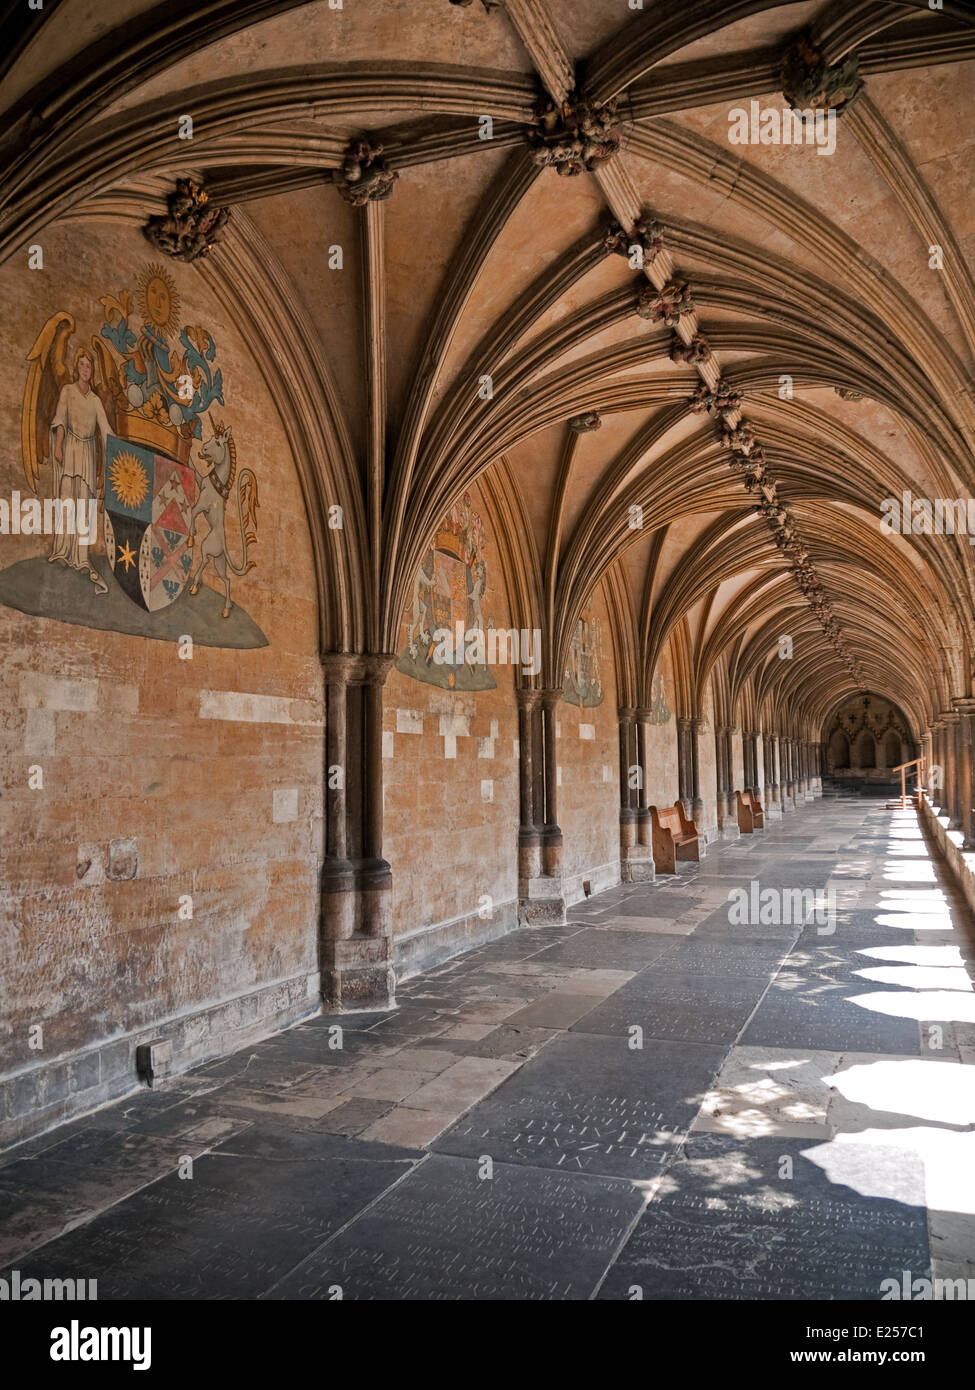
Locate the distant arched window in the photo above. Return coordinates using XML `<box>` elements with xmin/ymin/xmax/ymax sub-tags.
<box><xmin>828</xmin><ymin>729</ymin><xmax>850</xmax><ymax>768</ymax></box>
<box><xmin>884</xmin><ymin>731</ymin><xmax>901</xmax><ymax>768</ymax></box>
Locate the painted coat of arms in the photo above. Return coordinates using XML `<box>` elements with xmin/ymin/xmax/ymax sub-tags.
<box><xmin>2</xmin><ymin>262</ymin><xmax>265</xmax><ymax>647</ymax></box>
<box><xmin>647</xmin><ymin>671</ymin><xmax>671</xmax><ymax>724</ymax></box>
<box><xmin>563</xmin><ymin>603</ymin><xmax>604</xmax><ymax>707</ymax></box>
<box><xmin>397</xmin><ymin>493</ymin><xmax>496</xmax><ymax>691</ymax></box>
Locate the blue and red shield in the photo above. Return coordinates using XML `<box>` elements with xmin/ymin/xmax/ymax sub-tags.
<box><xmin>103</xmin><ymin>436</ymin><xmax>197</xmax><ymax>611</ymax></box>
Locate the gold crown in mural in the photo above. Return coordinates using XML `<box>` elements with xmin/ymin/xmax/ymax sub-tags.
<box><xmin>113</xmin><ymin>404</ymin><xmax>192</xmax><ymax>466</ymax></box>
<box><xmin>434</xmin><ymin>529</ymin><xmax>466</xmax><ymax>562</ymax></box>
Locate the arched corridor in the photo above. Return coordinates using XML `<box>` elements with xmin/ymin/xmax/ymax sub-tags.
<box><xmin>2</xmin><ymin>0</ymin><xmax>975</xmax><ymax>1318</ymax></box>
<box><xmin>3</xmin><ymin>796</ymin><xmax>974</xmax><ymax>1303</ymax></box>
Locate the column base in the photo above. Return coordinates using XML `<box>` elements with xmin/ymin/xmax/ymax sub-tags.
<box><xmin>322</xmin><ymin>936</ymin><xmax>395</xmax><ymax>1012</ymax></box>
<box><xmin>518</xmin><ymin>876</ymin><xmax>566</xmax><ymax>925</ymax></box>
<box><xmin>621</xmin><ymin>849</ymin><xmax>655</xmax><ymax>883</ymax></box>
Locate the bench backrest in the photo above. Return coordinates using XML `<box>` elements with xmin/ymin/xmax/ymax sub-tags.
<box><xmin>652</xmin><ymin>805</ymin><xmax>683</xmax><ymax>836</ymax></box>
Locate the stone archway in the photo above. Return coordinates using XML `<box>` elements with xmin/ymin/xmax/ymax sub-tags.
<box><xmin>828</xmin><ymin>729</ymin><xmax>850</xmax><ymax>769</ymax></box>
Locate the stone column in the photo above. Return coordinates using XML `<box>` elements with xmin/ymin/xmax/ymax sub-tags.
<box><xmin>784</xmin><ymin>736</ymin><xmax>796</xmax><ymax>808</ymax></box>
<box><xmin>714</xmin><ymin>725</ymin><xmax>731</xmax><ymax>835</ymax></box>
<box><xmin>762</xmin><ymin>730</ymin><xmax>775</xmax><ymax>815</ymax></box>
<box><xmin>619</xmin><ymin>705</ymin><xmax>636</xmax><ymax>858</ymax></box>
<box><xmin>540</xmin><ymin>690</ymin><xmax>562</xmax><ymax>874</ymax></box>
<box><xmin>941</xmin><ymin>710</ymin><xmax>962</xmax><ymax>830</ymax></box>
<box><xmin>519</xmin><ymin>689</ymin><xmax>566</xmax><ymax>923</ymax></box>
<box><xmin>690</xmin><ymin>716</ymin><xmax>706</xmax><ymax>827</ymax></box>
<box><xmin>620</xmin><ymin>708</ymin><xmax>654</xmax><ymax>880</ymax></box>
<box><xmin>751</xmin><ymin>729</ymin><xmax>762</xmax><ymax>798</ymax></box>
<box><xmin>516</xmin><ymin>689</ymin><xmax>541</xmax><ymax>884</ymax></box>
<box><xmin>954</xmin><ymin>700</ymin><xmax>975</xmax><ymax>846</ymax></box>
<box><xmin>677</xmin><ymin>717</ymin><xmax>693</xmax><ymax>817</ymax></box>
<box><xmin>635</xmin><ymin>710</ymin><xmax>652</xmax><ymax>853</ymax></box>
<box><xmin>932</xmin><ymin>720</ymin><xmax>946</xmax><ymax>808</ymax></box>
<box><xmin>922</xmin><ymin>727</ymin><xmax>935</xmax><ymax>800</ymax></box>
<box><xmin>725</xmin><ymin>725</ymin><xmax>739</xmax><ymax>831</ymax></box>
<box><xmin>320</xmin><ymin>652</ymin><xmax>395</xmax><ymax>1011</ymax></box>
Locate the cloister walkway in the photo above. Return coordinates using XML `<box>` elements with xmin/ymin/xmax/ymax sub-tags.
<box><xmin>3</xmin><ymin>798</ymin><xmax>974</xmax><ymax>1300</ymax></box>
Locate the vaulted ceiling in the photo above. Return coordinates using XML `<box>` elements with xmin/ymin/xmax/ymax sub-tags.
<box><xmin>3</xmin><ymin>0</ymin><xmax>974</xmax><ymax>739</ymax></box>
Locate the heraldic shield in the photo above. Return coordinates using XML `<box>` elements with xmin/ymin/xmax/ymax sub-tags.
<box><xmin>103</xmin><ymin>435</ymin><xmax>198</xmax><ymax>612</ymax></box>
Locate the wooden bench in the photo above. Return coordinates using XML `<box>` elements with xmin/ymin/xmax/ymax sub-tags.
<box><xmin>651</xmin><ymin>801</ymin><xmax>702</xmax><ymax>874</ymax></box>
<box><xmin>736</xmin><ymin>789</ymin><xmax>765</xmax><ymax>833</ymax></box>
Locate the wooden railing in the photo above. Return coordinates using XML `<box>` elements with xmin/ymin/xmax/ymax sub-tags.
<box><xmin>892</xmin><ymin>758</ymin><xmax>927</xmax><ymax>809</ymax></box>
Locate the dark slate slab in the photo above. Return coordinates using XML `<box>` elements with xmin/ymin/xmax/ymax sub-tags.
<box><xmin>571</xmin><ymin>969</ymin><xmax>769</xmax><ymax>1045</ymax></box>
<box><xmin>2</xmin><ymin>1126</ymin><xmax>420</xmax><ymax>1300</ymax></box>
<box><xmin>266</xmin><ymin>1153</ymin><xmax>645</xmax><ymax>1300</ymax></box>
<box><xmin>529</xmin><ymin>928</ymin><xmax>683</xmax><ymax>973</ymax></box>
<box><xmin>432</xmin><ymin>1032</ymin><xmax>724</xmax><ymax>1180</ymax></box>
<box><xmin>692</xmin><ymin>904</ymin><xmax>802</xmax><ymax>941</ymax></box>
<box><xmin>407</xmin><ymin>1023</ymin><xmax>558</xmax><ymax>1062</ymax></box>
<box><xmin>740</xmin><ymin>978</ymin><xmax>923</xmax><ymax>1054</ymax></box>
<box><xmin>653</xmin><ymin>936</ymin><xmax>793</xmax><ymax>978</ymax></box>
<box><xmin>598</xmin><ymin>1133</ymin><xmax>930</xmax><ymax>1300</ymax></box>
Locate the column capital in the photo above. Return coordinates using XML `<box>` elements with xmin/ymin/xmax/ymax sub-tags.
<box><xmin>618</xmin><ymin>705</ymin><xmax>636</xmax><ymax>720</ymax></box>
<box><xmin>516</xmin><ymin>685</ymin><xmax>542</xmax><ymax>710</ymax></box>
<box><xmin>320</xmin><ymin>651</ymin><xmax>396</xmax><ymax>685</ymax></box>
<box><xmin>538</xmin><ymin>687</ymin><xmax>563</xmax><ymax>710</ymax></box>
<box><xmin>939</xmin><ymin>710</ymin><xmax>960</xmax><ymax>727</ymax></box>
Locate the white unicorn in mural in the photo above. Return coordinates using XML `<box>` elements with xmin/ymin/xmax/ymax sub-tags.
<box><xmin>187</xmin><ymin>421</ymin><xmax>259</xmax><ymax>618</ymax></box>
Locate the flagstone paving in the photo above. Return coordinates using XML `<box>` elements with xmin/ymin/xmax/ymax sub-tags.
<box><xmin>3</xmin><ymin>798</ymin><xmax>974</xmax><ymax>1299</ymax></box>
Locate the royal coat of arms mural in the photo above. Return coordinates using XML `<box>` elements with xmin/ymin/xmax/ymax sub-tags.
<box><xmin>0</xmin><ymin>262</ymin><xmax>266</xmax><ymax>647</ymax></box>
<box><xmin>562</xmin><ymin>601</ymin><xmax>604</xmax><ymax>707</ymax></box>
<box><xmin>397</xmin><ymin>493</ymin><xmax>496</xmax><ymax>690</ymax></box>
<box><xmin>647</xmin><ymin>671</ymin><xmax>672</xmax><ymax>724</ymax></box>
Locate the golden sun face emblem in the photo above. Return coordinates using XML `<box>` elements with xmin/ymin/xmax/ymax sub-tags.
<box><xmin>137</xmin><ymin>262</ymin><xmax>180</xmax><ymax>338</ymax></box>
<box><xmin>110</xmin><ymin>451</ymin><xmax>149</xmax><ymax>510</ymax></box>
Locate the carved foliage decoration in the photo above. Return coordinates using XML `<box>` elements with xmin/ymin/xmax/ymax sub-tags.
<box><xmin>603</xmin><ymin>215</ymin><xmax>664</xmax><ymax>266</ymax></box>
<box><xmin>671</xmin><ymin>333</ymin><xmax>710</xmax><ymax>364</ymax></box>
<box><xmin>528</xmin><ymin>96</ymin><xmax>621</xmax><ymax>177</ymax></box>
<box><xmin>635</xmin><ymin>279</ymin><xmax>695</xmax><ymax>326</ymax></box>
<box><xmin>780</xmin><ymin>32</ymin><xmax>864</xmax><ymax>113</ymax></box>
<box><xmin>334</xmin><ymin>139</ymin><xmax>398</xmax><ymax>206</ymax></box>
<box><xmin>143</xmin><ymin>179</ymin><xmax>230</xmax><ymax>263</ymax></box>
<box><xmin>568</xmin><ymin>411</ymin><xmax>602</xmax><ymax>433</ymax></box>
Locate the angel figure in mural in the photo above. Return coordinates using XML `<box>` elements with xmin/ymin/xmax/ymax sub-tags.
<box><xmin>23</xmin><ymin>314</ymin><xmax>115</xmax><ymax>594</ymax></box>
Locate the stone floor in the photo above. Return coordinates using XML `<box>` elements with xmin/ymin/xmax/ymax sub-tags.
<box><xmin>3</xmin><ymin>797</ymin><xmax>975</xmax><ymax>1300</ymax></box>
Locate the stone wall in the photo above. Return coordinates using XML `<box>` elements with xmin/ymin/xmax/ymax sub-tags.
<box><xmin>644</xmin><ymin>645</ymin><xmax>679</xmax><ymax>812</ymax></box>
<box><xmin>557</xmin><ymin>586</ymin><xmax>620</xmax><ymax>902</ymax></box>
<box><xmin>383</xmin><ymin>482</ymin><xmax>520</xmax><ymax>977</ymax></box>
<box><xmin>0</xmin><ymin>222</ymin><xmax>323</xmax><ymax>1145</ymax></box>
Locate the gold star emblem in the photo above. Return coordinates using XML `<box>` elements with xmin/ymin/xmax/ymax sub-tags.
<box><xmin>118</xmin><ymin>540</ymin><xmax>137</xmax><ymax>572</ymax></box>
